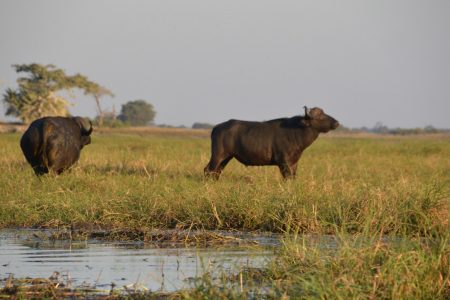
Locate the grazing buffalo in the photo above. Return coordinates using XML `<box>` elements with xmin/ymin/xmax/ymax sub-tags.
<box><xmin>20</xmin><ymin>116</ymin><xmax>93</xmax><ymax>176</ymax></box>
<box><xmin>204</xmin><ymin>107</ymin><xmax>339</xmax><ymax>179</ymax></box>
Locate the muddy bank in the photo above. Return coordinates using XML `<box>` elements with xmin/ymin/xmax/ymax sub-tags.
<box><xmin>11</xmin><ymin>227</ymin><xmax>280</xmax><ymax>248</ymax></box>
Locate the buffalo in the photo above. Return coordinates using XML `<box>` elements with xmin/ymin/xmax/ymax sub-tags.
<box><xmin>204</xmin><ymin>107</ymin><xmax>339</xmax><ymax>179</ymax></box>
<box><xmin>20</xmin><ymin>116</ymin><xmax>93</xmax><ymax>176</ymax></box>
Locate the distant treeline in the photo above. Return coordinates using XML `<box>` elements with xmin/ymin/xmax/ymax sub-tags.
<box><xmin>188</xmin><ymin>121</ymin><xmax>449</xmax><ymax>134</ymax></box>
<box><xmin>151</xmin><ymin>123</ymin><xmax>214</xmax><ymax>129</ymax></box>
<box><xmin>336</xmin><ymin>122</ymin><xmax>449</xmax><ymax>135</ymax></box>
<box><xmin>1</xmin><ymin>119</ymin><xmax>447</xmax><ymax>135</ymax></box>
<box><xmin>191</xmin><ymin>122</ymin><xmax>215</xmax><ymax>129</ymax></box>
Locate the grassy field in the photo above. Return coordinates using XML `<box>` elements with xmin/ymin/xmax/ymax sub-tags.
<box><xmin>0</xmin><ymin>129</ymin><xmax>448</xmax><ymax>298</ymax></box>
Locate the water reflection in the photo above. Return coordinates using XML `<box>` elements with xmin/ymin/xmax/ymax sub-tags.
<box><xmin>0</xmin><ymin>229</ymin><xmax>274</xmax><ymax>292</ymax></box>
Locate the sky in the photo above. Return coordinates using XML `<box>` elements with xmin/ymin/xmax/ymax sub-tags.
<box><xmin>0</xmin><ymin>0</ymin><xmax>449</xmax><ymax>128</ymax></box>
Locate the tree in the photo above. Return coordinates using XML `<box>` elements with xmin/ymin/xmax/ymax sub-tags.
<box><xmin>2</xmin><ymin>63</ymin><xmax>113</xmax><ymax>124</ymax></box>
<box><xmin>74</xmin><ymin>77</ymin><xmax>114</xmax><ymax>127</ymax></box>
<box><xmin>95</xmin><ymin>106</ymin><xmax>124</xmax><ymax>127</ymax></box>
<box><xmin>118</xmin><ymin>100</ymin><xmax>156</xmax><ymax>126</ymax></box>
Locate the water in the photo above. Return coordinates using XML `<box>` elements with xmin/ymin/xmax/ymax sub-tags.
<box><xmin>0</xmin><ymin>229</ymin><xmax>274</xmax><ymax>292</ymax></box>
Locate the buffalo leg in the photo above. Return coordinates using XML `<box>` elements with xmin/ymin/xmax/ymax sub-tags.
<box><xmin>291</xmin><ymin>162</ymin><xmax>298</xmax><ymax>176</ymax></box>
<box><xmin>278</xmin><ymin>163</ymin><xmax>295</xmax><ymax>179</ymax></box>
<box><xmin>28</xmin><ymin>157</ymin><xmax>48</xmax><ymax>176</ymax></box>
<box><xmin>218</xmin><ymin>156</ymin><xmax>232</xmax><ymax>172</ymax></box>
<box><xmin>33</xmin><ymin>165</ymin><xmax>48</xmax><ymax>176</ymax></box>
<box><xmin>204</xmin><ymin>155</ymin><xmax>232</xmax><ymax>180</ymax></box>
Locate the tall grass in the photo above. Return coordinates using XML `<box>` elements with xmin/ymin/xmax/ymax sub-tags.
<box><xmin>184</xmin><ymin>232</ymin><xmax>449</xmax><ymax>299</ymax></box>
<box><xmin>0</xmin><ymin>132</ymin><xmax>447</xmax><ymax>236</ymax></box>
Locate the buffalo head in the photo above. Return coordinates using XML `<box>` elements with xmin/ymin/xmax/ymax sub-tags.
<box><xmin>302</xmin><ymin>106</ymin><xmax>339</xmax><ymax>133</ymax></box>
<box><xmin>74</xmin><ymin>117</ymin><xmax>93</xmax><ymax>147</ymax></box>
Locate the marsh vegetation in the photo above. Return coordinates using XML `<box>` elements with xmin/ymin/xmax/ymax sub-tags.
<box><xmin>0</xmin><ymin>129</ymin><xmax>448</xmax><ymax>298</ymax></box>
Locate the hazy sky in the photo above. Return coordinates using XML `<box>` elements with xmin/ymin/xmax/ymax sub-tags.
<box><xmin>1</xmin><ymin>0</ymin><xmax>449</xmax><ymax>128</ymax></box>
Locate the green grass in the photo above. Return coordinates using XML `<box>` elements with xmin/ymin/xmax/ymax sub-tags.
<box><xmin>0</xmin><ymin>132</ymin><xmax>447</xmax><ymax>235</ymax></box>
<box><xmin>0</xmin><ymin>130</ymin><xmax>449</xmax><ymax>298</ymax></box>
<box><xmin>186</xmin><ymin>232</ymin><xmax>449</xmax><ymax>299</ymax></box>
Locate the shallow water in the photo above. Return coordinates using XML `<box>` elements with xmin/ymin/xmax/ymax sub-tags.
<box><xmin>0</xmin><ymin>229</ymin><xmax>274</xmax><ymax>292</ymax></box>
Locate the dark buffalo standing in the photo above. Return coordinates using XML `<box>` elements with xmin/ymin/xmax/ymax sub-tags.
<box><xmin>20</xmin><ymin>116</ymin><xmax>93</xmax><ymax>176</ymax></box>
<box><xmin>204</xmin><ymin>107</ymin><xmax>339</xmax><ymax>179</ymax></box>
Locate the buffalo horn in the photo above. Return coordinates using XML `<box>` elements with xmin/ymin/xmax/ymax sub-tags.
<box><xmin>78</xmin><ymin>118</ymin><xmax>93</xmax><ymax>135</ymax></box>
<box><xmin>84</xmin><ymin>120</ymin><xmax>93</xmax><ymax>135</ymax></box>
